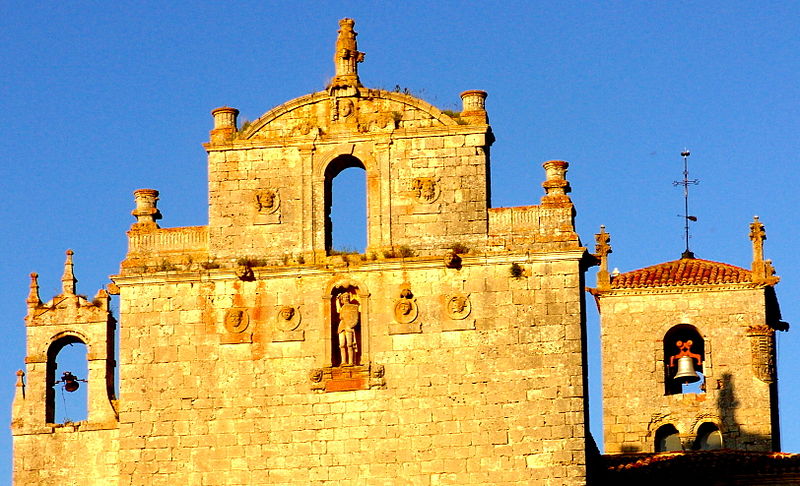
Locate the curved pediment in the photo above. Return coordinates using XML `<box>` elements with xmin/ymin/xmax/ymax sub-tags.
<box><xmin>239</xmin><ymin>88</ymin><xmax>462</xmax><ymax>141</ymax></box>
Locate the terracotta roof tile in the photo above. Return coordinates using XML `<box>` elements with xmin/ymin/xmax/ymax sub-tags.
<box><xmin>601</xmin><ymin>450</ymin><xmax>800</xmax><ymax>480</ymax></box>
<box><xmin>611</xmin><ymin>258</ymin><xmax>751</xmax><ymax>289</ymax></box>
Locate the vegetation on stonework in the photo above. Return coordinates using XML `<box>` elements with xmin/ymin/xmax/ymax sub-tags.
<box><xmin>200</xmin><ymin>260</ymin><xmax>220</xmax><ymax>270</ymax></box>
<box><xmin>329</xmin><ymin>247</ymin><xmax>361</xmax><ymax>256</ymax></box>
<box><xmin>155</xmin><ymin>259</ymin><xmax>177</xmax><ymax>272</ymax></box>
<box><xmin>450</xmin><ymin>242</ymin><xmax>469</xmax><ymax>255</ymax></box>
<box><xmin>510</xmin><ymin>262</ymin><xmax>524</xmax><ymax>279</ymax></box>
<box><xmin>441</xmin><ymin>109</ymin><xmax>468</xmax><ymax>125</ymax></box>
<box><xmin>382</xmin><ymin>245</ymin><xmax>414</xmax><ymax>259</ymax></box>
<box><xmin>236</xmin><ymin>257</ymin><xmax>269</xmax><ymax>268</ymax></box>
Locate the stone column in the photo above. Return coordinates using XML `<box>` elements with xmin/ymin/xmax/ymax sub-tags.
<box><xmin>210</xmin><ymin>106</ymin><xmax>239</xmax><ymax>143</ymax></box>
<box><xmin>460</xmin><ymin>90</ymin><xmax>488</xmax><ymax>124</ymax></box>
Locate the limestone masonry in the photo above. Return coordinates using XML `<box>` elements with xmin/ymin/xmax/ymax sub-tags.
<box><xmin>11</xmin><ymin>19</ymin><xmax>792</xmax><ymax>485</ymax></box>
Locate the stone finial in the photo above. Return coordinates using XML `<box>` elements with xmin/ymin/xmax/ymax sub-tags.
<box><xmin>329</xmin><ymin>18</ymin><xmax>365</xmax><ymax>92</ymax></box>
<box><xmin>15</xmin><ymin>370</ymin><xmax>24</xmax><ymax>388</ymax></box>
<box><xmin>540</xmin><ymin>160</ymin><xmax>572</xmax><ymax>206</ymax></box>
<box><xmin>750</xmin><ymin>216</ymin><xmax>779</xmax><ymax>285</ymax></box>
<box><xmin>26</xmin><ymin>272</ymin><xmax>41</xmax><ymax>307</ymax></box>
<box><xmin>131</xmin><ymin>189</ymin><xmax>162</xmax><ymax>229</ymax></box>
<box><xmin>61</xmin><ymin>249</ymin><xmax>77</xmax><ymax>295</ymax></box>
<box><xmin>595</xmin><ymin>226</ymin><xmax>612</xmax><ymax>291</ymax></box>
<box><xmin>460</xmin><ymin>90</ymin><xmax>488</xmax><ymax>124</ymax></box>
<box><xmin>210</xmin><ymin>106</ymin><xmax>239</xmax><ymax>143</ymax></box>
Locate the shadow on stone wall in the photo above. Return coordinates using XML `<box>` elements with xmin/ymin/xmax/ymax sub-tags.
<box><xmin>716</xmin><ymin>372</ymin><xmax>775</xmax><ymax>451</ymax></box>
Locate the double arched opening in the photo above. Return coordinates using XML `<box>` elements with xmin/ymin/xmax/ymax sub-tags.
<box><xmin>654</xmin><ymin>422</ymin><xmax>723</xmax><ymax>452</ymax></box>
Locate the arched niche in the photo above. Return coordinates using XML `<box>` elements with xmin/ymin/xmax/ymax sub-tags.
<box><xmin>664</xmin><ymin>324</ymin><xmax>705</xmax><ymax>395</ymax></box>
<box><xmin>323</xmin><ymin>278</ymin><xmax>370</xmax><ymax>368</ymax></box>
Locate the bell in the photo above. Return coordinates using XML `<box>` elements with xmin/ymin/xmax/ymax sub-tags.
<box><xmin>674</xmin><ymin>355</ymin><xmax>701</xmax><ymax>383</ymax></box>
<box><xmin>61</xmin><ymin>371</ymin><xmax>81</xmax><ymax>392</ymax></box>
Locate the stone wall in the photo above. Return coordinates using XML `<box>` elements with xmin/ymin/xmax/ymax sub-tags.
<box><xmin>112</xmin><ymin>251</ymin><xmax>589</xmax><ymax>485</ymax></box>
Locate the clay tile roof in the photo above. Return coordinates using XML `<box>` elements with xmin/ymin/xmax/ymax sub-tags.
<box><xmin>601</xmin><ymin>450</ymin><xmax>800</xmax><ymax>481</ymax></box>
<box><xmin>610</xmin><ymin>258</ymin><xmax>752</xmax><ymax>289</ymax></box>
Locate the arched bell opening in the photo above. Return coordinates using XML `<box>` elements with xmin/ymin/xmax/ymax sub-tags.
<box><xmin>664</xmin><ymin>324</ymin><xmax>705</xmax><ymax>395</ymax></box>
<box><xmin>324</xmin><ymin>155</ymin><xmax>367</xmax><ymax>255</ymax></box>
<box><xmin>655</xmin><ymin>424</ymin><xmax>682</xmax><ymax>452</ymax></box>
<box><xmin>693</xmin><ymin>422</ymin><xmax>724</xmax><ymax>450</ymax></box>
<box><xmin>46</xmin><ymin>335</ymin><xmax>89</xmax><ymax>424</ymax></box>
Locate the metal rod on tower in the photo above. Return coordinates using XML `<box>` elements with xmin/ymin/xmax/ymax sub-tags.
<box><xmin>673</xmin><ymin>150</ymin><xmax>699</xmax><ymax>259</ymax></box>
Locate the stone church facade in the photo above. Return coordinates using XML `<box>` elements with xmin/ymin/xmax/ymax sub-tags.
<box><xmin>11</xmin><ymin>19</ymin><xmax>794</xmax><ymax>485</ymax></box>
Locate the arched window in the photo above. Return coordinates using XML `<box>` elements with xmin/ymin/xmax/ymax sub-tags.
<box><xmin>664</xmin><ymin>324</ymin><xmax>705</xmax><ymax>395</ymax></box>
<box><xmin>325</xmin><ymin>155</ymin><xmax>367</xmax><ymax>254</ymax></box>
<box><xmin>655</xmin><ymin>424</ymin><xmax>682</xmax><ymax>452</ymax></box>
<box><xmin>47</xmin><ymin>336</ymin><xmax>88</xmax><ymax>424</ymax></box>
<box><xmin>693</xmin><ymin>422</ymin><xmax>723</xmax><ymax>450</ymax></box>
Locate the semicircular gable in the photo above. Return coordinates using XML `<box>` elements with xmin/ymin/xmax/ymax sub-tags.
<box><xmin>240</xmin><ymin>89</ymin><xmax>460</xmax><ymax>140</ymax></box>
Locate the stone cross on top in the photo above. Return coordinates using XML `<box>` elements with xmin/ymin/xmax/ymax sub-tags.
<box><xmin>329</xmin><ymin>18</ymin><xmax>365</xmax><ymax>91</ymax></box>
<box><xmin>594</xmin><ymin>226</ymin><xmax>612</xmax><ymax>291</ymax></box>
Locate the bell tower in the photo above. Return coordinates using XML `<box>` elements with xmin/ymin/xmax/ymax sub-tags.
<box><xmin>591</xmin><ymin>218</ymin><xmax>787</xmax><ymax>454</ymax></box>
<box><xmin>12</xmin><ymin>250</ymin><xmax>119</xmax><ymax>484</ymax></box>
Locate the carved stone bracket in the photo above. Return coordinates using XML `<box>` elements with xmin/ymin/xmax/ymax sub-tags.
<box><xmin>309</xmin><ymin>362</ymin><xmax>385</xmax><ymax>392</ymax></box>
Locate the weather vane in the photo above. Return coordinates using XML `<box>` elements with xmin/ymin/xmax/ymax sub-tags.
<box><xmin>673</xmin><ymin>149</ymin><xmax>699</xmax><ymax>259</ymax></box>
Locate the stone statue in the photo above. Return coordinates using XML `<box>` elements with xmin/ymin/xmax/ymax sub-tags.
<box><xmin>336</xmin><ymin>292</ymin><xmax>360</xmax><ymax>365</ymax></box>
<box><xmin>330</xmin><ymin>18</ymin><xmax>364</xmax><ymax>90</ymax></box>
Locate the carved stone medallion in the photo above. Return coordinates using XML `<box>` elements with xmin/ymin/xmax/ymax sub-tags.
<box><xmin>412</xmin><ymin>177</ymin><xmax>439</xmax><ymax>203</ymax></box>
<box><xmin>445</xmin><ymin>293</ymin><xmax>471</xmax><ymax>320</ymax></box>
<box><xmin>254</xmin><ymin>189</ymin><xmax>281</xmax><ymax>224</ymax></box>
<box><xmin>276</xmin><ymin>305</ymin><xmax>301</xmax><ymax>332</ymax></box>
<box><xmin>393</xmin><ymin>296</ymin><xmax>418</xmax><ymax>324</ymax></box>
<box><xmin>224</xmin><ymin>308</ymin><xmax>250</xmax><ymax>334</ymax></box>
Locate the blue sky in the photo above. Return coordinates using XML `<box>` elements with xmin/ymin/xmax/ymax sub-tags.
<box><xmin>2</xmin><ymin>2</ymin><xmax>798</xmax><ymax>481</ymax></box>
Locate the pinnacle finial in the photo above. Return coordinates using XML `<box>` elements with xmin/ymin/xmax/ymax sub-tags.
<box><xmin>329</xmin><ymin>18</ymin><xmax>365</xmax><ymax>92</ymax></box>
<box><xmin>26</xmin><ymin>272</ymin><xmax>41</xmax><ymax>306</ymax></box>
<box><xmin>595</xmin><ymin>225</ymin><xmax>613</xmax><ymax>290</ymax></box>
<box><xmin>749</xmin><ymin>216</ymin><xmax>778</xmax><ymax>285</ymax></box>
<box><xmin>61</xmin><ymin>249</ymin><xmax>77</xmax><ymax>295</ymax></box>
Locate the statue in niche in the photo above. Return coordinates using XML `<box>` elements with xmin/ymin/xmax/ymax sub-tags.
<box><xmin>412</xmin><ymin>177</ymin><xmax>439</xmax><ymax>203</ymax></box>
<box><xmin>224</xmin><ymin>308</ymin><xmax>249</xmax><ymax>334</ymax></box>
<box><xmin>445</xmin><ymin>293</ymin><xmax>471</xmax><ymax>320</ymax></box>
<box><xmin>276</xmin><ymin>305</ymin><xmax>300</xmax><ymax>332</ymax></box>
<box><xmin>336</xmin><ymin>292</ymin><xmax>360</xmax><ymax>366</ymax></box>
<box><xmin>393</xmin><ymin>288</ymin><xmax>418</xmax><ymax>324</ymax></box>
<box><xmin>254</xmin><ymin>188</ymin><xmax>281</xmax><ymax>224</ymax></box>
